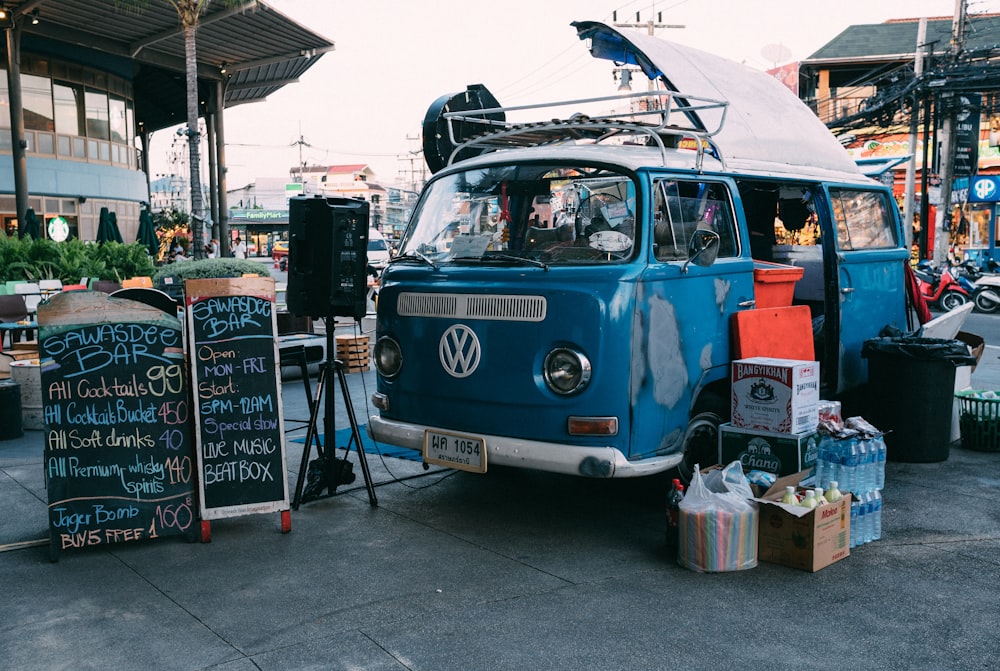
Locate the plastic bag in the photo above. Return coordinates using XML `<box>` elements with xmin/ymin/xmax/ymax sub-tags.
<box><xmin>677</xmin><ymin>461</ymin><xmax>758</xmax><ymax>572</ymax></box>
<box><xmin>861</xmin><ymin>337</ymin><xmax>977</xmax><ymax>366</ymax></box>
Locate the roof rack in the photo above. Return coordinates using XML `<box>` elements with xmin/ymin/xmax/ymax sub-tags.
<box><xmin>443</xmin><ymin>89</ymin><xmax>730</xmax><ymax>171</ymax></box>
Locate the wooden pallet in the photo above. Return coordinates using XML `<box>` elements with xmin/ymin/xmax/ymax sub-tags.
<box><xmin>335</xmin><ymin>335</ymin><xmax>370</xmax><ymax>371</ymax></box>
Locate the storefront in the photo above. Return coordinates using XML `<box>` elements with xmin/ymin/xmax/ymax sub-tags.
<box><xmin>963</xmin><ymin>175</ymin><xmax>1000</xmax><ymax>266</ymax></box>
<box><xmin>227</xmin><ymin>209</ymin><xmax>289</xmax><ymax>257</ymax></box>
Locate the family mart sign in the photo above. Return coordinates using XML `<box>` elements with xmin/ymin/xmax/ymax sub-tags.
<box><xmin>971</xmin><ymin>176</ymin><xmax>1000</xmax><ymax>203</ymax></box>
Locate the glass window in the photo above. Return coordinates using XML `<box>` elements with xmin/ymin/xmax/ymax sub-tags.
<box><xmin>830</xmin><ymin>189</ymin><xmax>897</xmax><ymax>250</ymax></box>
<box><xmin>126</xmin><ymin>100</ymin><xmax>135</xmax><ymax>144</ymax></box>
<box><xmin>53</xmin><ymin>81</ymin><xmax>85</xmax><ymax>135</ymax></box>
<box><xmin>652</xmin><ymin>179</ymin><xmax>738</xmax><ymax>261</ymax></box>
<box><xmin>0</xmin><ymin>72</ymin><xmax>9</xmax><ymax>130</ymax></box>
<box><xmin>37</xmin><ymin>132</ymin><xmax>54</xmax><ymax>155</ymax></box>
<box><xmin>109</xmin><ymin>95</ymin><xmax>126</xmax><ymax>143</ymax></box>
<box><xmin>22</xmin><ymin>73</ymin><xmax>53</xmax><ymax>132</ymax></box>
<box><xmin>399</xmin><ymin>163</ymin><xmax>638</xmax><ymax>267</ymax></box>
<box><xmin>85</xmin><ymin>89</ymin><xmax>109</xmax><ymax>140</ymax></box>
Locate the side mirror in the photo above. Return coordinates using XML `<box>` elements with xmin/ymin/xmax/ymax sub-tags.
<box><xmin>682</xmin><ymin>228</ymin><xmax>720</xmax><ymax>273</ymax></box>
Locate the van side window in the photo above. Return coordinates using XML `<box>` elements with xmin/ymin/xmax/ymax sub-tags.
<box><xmin>653</xmin><ymin>179</ymin><xmax>737</xmax><ymax>261</ymax></box>
<box><xmin>830</xmin><ymin>189</ymin><xmax>897</xmax><ymax>250</ymax></box>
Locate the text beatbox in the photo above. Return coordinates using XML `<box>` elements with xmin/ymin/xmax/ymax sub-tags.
<box><xmin>286</xmin><ymin>195</ymin><xmax>369</xmax><ymax>319</ymax></box>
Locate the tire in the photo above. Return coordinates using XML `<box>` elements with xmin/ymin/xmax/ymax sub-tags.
<box><xmin>676</xmin><ymin>410</ymin><xmax>724</xmax><ymax>485</ymax></box>
<box><xmin>974</xmin><ymin>288</ymin><xmax>1000</xmax><ymax>314</ymax></box>
<box><xmin>940</xmin><ymin>289</ymin><xmax>968</xmax><ymax>312</ymax></box>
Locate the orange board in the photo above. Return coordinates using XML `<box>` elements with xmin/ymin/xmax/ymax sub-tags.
<box><xmin>732</xmin><ymin>305</ymin><xmax>815</xmax><ymax>360</ymax></box>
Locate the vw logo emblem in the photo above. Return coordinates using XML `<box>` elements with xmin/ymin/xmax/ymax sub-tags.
<box><xmin>439</xmin><ymin>324</ymin><xmax>481</xmax><ymax>378</ymax></box>
<box><xmin>973</xmin><ymin>178</ymin><xmax>997</xmax><ymax>201</ymax></box>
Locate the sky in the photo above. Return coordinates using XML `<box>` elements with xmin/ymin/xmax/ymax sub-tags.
<box><xmin>148</xmin><ymin>0</ymin><xmax>1000</xmax><ymax>191</ymax></box>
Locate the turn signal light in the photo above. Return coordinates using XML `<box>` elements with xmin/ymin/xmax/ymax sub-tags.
<box><xmin>567</xmin><ymin>416</ymin><xmax>618</xmax><ymax>436</ymax></box>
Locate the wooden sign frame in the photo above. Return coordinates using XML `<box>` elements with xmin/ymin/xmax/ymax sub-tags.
<box><xmin>185</xmin><ymin>277</ymin><xmax>290</xmax><ymax>540</ymax></box>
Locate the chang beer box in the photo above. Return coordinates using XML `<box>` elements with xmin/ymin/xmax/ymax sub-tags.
<box><xmin>731</xmin><ymin>357</ymin><xmax>820</xmax><ymax>433</ymax></box>
<box><xmin>718</xmin><ymin>423</ymin><xmax>819</xmax><ymax>477</ymax></box>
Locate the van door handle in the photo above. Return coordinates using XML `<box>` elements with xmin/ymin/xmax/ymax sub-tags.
<box><xmin>738</xmin><ymin>299</ymin><xmax>756</xmax><ymax>308</ymax></box>
<box><xmin>841</xmin><ymin>287</ymin><xmax>855</xmax><ymax>294</ymax></box>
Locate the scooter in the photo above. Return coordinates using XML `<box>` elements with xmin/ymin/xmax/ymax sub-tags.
<box><xmin>959</xmin><ymin>259</ymin><xmax>1000</xmax><ymax>314</ymax></box>
<box><xmin>913</xmin><ymin>260</ymin><xmax>970</xmax><ymax>311</ymax></box>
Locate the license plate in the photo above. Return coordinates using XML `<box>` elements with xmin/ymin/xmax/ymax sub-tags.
<box><xmin>423</xmin><ymin>429</ymin><xmax>487</xmax><ymax>473</ymax></box>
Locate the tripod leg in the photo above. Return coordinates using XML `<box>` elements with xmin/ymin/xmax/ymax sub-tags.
<box><xmin>335</xmin><ymin>360</ymin><xmax>378</xmax><ymax>506</ymax></box>
<box><xmin>292</xmin><ymin>364</ymin><xmax>328</xmax><ymax>510</ymax></box>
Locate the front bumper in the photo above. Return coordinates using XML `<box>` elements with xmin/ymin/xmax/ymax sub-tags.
<box><xmin>367</xmin><ymin>415</ymin><xmax>683</xmax><ymax>478</ymax></box>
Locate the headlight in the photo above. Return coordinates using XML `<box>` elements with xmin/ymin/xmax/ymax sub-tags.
<box><xmin>543</xmin><ymin>347</ymin><xmax>591</xmax><ymax>395</ymax></box>
<box><xmin>373</xmin><ymin>336</ymin><xmax>402</xmax><ymax>378</ymax></box>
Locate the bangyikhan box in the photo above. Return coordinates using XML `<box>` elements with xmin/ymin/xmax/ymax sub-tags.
<box><xmin>756</xmin><ymin>470</ymin><xmax>851</xmax><ymax>572</ymax></box>
<box><xmin>731</xmin><ymin>357</ymin><xmax>819</xmax><ymax>434</ymax></box>
<box><xmin>718</xmin><ymin>423</ymin><xmax>818</xmax><ymax>478</ymax></box>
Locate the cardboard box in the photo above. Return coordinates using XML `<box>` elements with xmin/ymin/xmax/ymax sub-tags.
<box><xmin>731</xmin><ymin>356</ymin><xmax>819</xmax><ymax>433</ymax></box>
<box><xmin>956</xmin><ymin>331</ymin><xmax>985</xmax><ymax>372</ymax></box>
<box><xmin>719</xmin><ymin>422</ymin><xmax>818</xmax><ymax>478</ymax></box>
<box><xmin>756</xmin><ymin>470</ymin><xmax>851</xmax><ymax>572</ymax></box>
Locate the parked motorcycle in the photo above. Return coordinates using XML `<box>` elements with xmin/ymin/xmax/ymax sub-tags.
<box><xmin>959</xmin><ymin>259</ymin><xmax>1000</xmax><ymax>314</ymax></box>
<box><xmin>913</xmin><ymin>260</ymin><xmax>970</xmax><ymax>311</ymax></box>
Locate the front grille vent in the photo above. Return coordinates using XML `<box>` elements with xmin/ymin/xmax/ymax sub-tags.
<box><xmin>397</xmin><ymin>293</ymin><xmax>546</xmax><ymax>322</ymax></box>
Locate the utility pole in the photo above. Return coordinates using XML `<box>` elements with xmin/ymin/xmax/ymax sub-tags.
<box><xmin>903</xmin><ymin>17</ymin><xmax>928</xmax><ymax>251</ymax></box>
<box><xmin>932</xmin><ymin>0</ymin><xmax>967</xmax><ymax>265</ymax></box>
<box><xmin>290</xmin><ymin>124</ymin><xmax>311</xmax><ymax>185</ymax></box>
<box><xmin>611</xmin><ymin>9</ymin><xmax>684</xmax><ymax>100</ymax></box>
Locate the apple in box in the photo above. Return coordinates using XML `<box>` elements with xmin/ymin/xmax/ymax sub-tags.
<box><xmin>732</xmin><ymin>357</ymin><xmax>819</xmax><ymax>434</ymax></box>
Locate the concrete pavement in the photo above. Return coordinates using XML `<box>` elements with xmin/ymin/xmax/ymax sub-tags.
<box><xmin>2</xmin><ymin>324</ymin><xmax>1000</xmax><ymax>670</ymax></box>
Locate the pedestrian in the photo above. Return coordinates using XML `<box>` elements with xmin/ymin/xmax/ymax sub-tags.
<box><xmin>204</xmin><ymin>238</ymin><xmax>219</xmax><ymax>258</ymax></box>
<box><xmin>232</xmin><ymin>237</ymin><xmax>247</xmax><ymax>259</ymax></box>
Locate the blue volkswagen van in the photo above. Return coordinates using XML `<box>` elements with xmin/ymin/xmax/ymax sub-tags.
<box><xmin>367</xmin><ymin>21</ymin><xmax>908</xmax><ymax>479</ymax></box>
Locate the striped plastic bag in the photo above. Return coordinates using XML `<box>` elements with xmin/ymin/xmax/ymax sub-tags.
<box><xmin>677</xmin><ymin>462</ymin><xmax>758</xmax><ymax>572</ymax></box>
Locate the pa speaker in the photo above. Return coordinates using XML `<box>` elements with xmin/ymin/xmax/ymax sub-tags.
<box><xmin>286</xmin><ymin>195</ymin><xmax>370</xmax><ymax>319</ymax></box>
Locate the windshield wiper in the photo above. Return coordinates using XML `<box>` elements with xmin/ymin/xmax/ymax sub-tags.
<box><xmin>390</xmin><ymin>250</ymin><xmax>438</xmax><ymax>271</ymax></box>
<box><xmin>483</xmin><ymin>253</ymin><xmax>549</xmax><ymax>271</ymax></box>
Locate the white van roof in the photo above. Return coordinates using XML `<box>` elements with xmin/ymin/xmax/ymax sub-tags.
<box><xmin>572</xmin><ymin>21</ymin><xmax>861</xmax><ymax>177</ymax></box>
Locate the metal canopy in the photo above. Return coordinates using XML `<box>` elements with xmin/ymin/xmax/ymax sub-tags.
<box><xmin>12</xmin><ymin>0</ymin><xmax>334</xmax><ymax>132</ymax></box>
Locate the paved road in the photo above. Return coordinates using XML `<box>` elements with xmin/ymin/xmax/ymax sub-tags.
<box><xmin>1</xmin><ymin>294</ymin><xmax>999</xmax><ymax>669</ymax></box>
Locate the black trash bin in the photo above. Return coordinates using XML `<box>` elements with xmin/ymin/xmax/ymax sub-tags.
<box><xmin>862</xmin><ymin>337</ymin><xmax>977</xmax><ymax>463</ymax></box>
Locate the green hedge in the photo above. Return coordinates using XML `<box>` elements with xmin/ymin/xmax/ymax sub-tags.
<box><xmin>151</xmin><ymin>258</ymin><xmax>272</xmax><ymax>284</ymax></box>
<box><xmin>0</xmin><ymin>235</ymin><xmax>155</xmax><ymax>284</ymax></box>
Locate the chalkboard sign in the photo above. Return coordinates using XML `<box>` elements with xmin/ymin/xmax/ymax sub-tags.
<box><xmin>186</xmin><ymin>278</ymin><xmax>289</xmax><ymax>533</ymax></box>
<box><xmin>39</xmin><ymin>292</ymin><xmax>197</xmax><ymax>559</ymax></box>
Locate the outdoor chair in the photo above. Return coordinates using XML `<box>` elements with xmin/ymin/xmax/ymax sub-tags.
<box><xmin>14</xmin><ymin>283</ymin><xmax>42</xmax><ymax>316</ymax></box>
<box><xmin>0</xmin><ymin>294</ymin><xmax>30</xmax><ymax>348</ymax></box>
<box><xmin>91</xmin><ymin>280</ymin><xmax>123</xmax><ymax>294</ymax></box>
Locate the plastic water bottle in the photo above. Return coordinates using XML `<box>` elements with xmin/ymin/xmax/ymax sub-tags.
<box><xmin>814</xmin><ymin>437</ymin><xmax>829</xmax><ymax>487</ymax></box>
<box><xmin>826</xmin><ymin>480</ymin><xmax>843</xmax><ymax>502</ymax></box>
<box><xmin>856</xmin><ymin>493</ymin><xmax>868</xmax><ymax>544</ymax></box>
<box><xmin>800</xmin><ymin>489</ymin><xmax>818</xmax><ymax>509</ymax></box>
<box><xmin>828</xmin><ymin>438</ymin><xmax>844</xmax><ymax>491</ymax></box>
<box><xmin>850</xmin><ymin>497</ymin><xmax>860</xmax><ymax>548</ymax></box>
<box><xmin>844</xmin><ymin>437</ymin><xmax>860</xmax><ymax>494</ymax></box>
<box><xmin>874</xmin><ymin>437</ymin><xmax>886</xmax><ymax>490</ymax></box>
<box><xmin>872</xmin><ymin>490</ymin><xmax>883</xmax><ymax>541</ymax></box>
<box><xmin>857</xmin><ymin>439</ymin><xmax>870</xmax><ymax>492</ymax></box>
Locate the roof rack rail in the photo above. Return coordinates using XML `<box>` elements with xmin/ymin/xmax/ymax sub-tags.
<box><xmin>443</xmin><ymin>89</ymin><xmax>729</xmax><ymax>170</ymax></box>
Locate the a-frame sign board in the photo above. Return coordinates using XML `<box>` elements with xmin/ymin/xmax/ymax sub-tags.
<box><xmin>39</xmin><ymin>291</ymin><xmax>197</xmax><ymax>561</ymax></box>
<box><xmin>185</xmin><ymin>277</ymin><xmax>291</xmax><ymax>541</ymax></box>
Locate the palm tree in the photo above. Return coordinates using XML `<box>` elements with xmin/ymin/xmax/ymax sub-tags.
<box><xmin>116</xmin><ymin>1</ymin><xmax>241</xmax><ymax>259</ymax></box>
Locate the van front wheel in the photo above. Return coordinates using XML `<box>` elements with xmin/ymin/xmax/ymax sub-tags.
<box><xmin>676</xmin><ymin>410</ymin><xmax>724</xmax><ymax>485</ymax></box>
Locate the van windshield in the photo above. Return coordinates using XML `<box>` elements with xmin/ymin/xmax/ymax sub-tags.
<box><xmin>398</xmin><ymin>163</ymin><xmax>637</xmax><ymax>266</ymax></box>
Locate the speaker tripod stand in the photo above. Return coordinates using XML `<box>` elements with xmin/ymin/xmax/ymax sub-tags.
<box><xmin>292</xmin><ymin>321</ymin><xmax>377</xmax><ymax>509</ymax></box>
